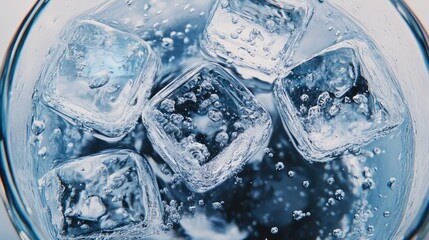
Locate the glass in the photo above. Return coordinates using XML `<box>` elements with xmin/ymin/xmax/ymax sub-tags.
<box><xmin>1</xmin><ymin>0</ymin><xmax>428</xmax><ymax>239</ymax></box>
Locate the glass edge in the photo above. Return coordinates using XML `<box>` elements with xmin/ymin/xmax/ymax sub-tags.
<box><xmin>391</xmin><ymin>0</ymin><xmax>429</xmax><ymax>65</ymax></box>
<box><xmin>0</xmin><ymin>0</ymin><xmax>427</xmax><ymax>239</ymax></box>
<box><xmin>0</xmin><ymin>0</ymin><xmax>47</xmax><ymax>239</ymax></box>
<box><xmin>389</xmin><ymin>0</ymin><xmax>429</xmax><ymax>239</ymax></box>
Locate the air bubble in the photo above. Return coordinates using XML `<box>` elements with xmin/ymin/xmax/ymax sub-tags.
<box><xmin>212</xmin><ymin>201</ymin><xmax>223</xmax><ymax>210</ymax></box>
<box><xmin>38</xmin><ymin>147</ymin><xmax>48</xmax><ymax>157</ymax></box>
<box><xmin>387</xmin><ymin>177</ymin><xmax>396</xmax><ymax>189</ymax></box>
<box><xmin>275</xmin><ymin>162</ymin><xmax>284</xmax><ymax>171</ymax></box>
<box><xmin>334</xmin><ymin>189</ymin><xmax>345</xmax><ymax>201</ymax></box>
<box><xmin>292</xmin><ymin>210</ymin><xmax>310</xmax><ymax>221</ymax></box>
<box><xmin>333</xmin><ymin>228</ymin><xmax>342</xmax><ymax>237</ymax></box>
<box><xmin>161</xmin><ymin>38</ymin><xmax>174</xmax><ymax>49</ymax></box>
<box><xmin>373</xmin><ymin>147</ymin><xmax>382</xmax><ymax>155</ymax></box>
<box><xmin>208</xmin><ymin>110</ymin><xmax>223</xmax><ymax>122</ymax></box>
<box><xmin>31</xmin><ymin>120</ymin><xmax>46</xmax><ymax>135</ymax></box>
<box><xmin>302</xmin><ymin>181</ymin><xmax>310</xmax><ymax>188</ymax></box>
<box><xmin>271</xmin><ymin>227</ymin><xmax>278</xmax><ymax>234</ymax></box>
<box><xmin>215</xmin><ymin>132</ymin><xmax>229</xmax><ymax>146</ymax></box>
<box><xmin>89</xmin><ymin>70</ymin><xmax>110</xmax><ymax>89</ymax></box>
<box><xmin>383</xmin><ymin>211</ymin><xmax>390</xmax><ymax>218</ymax></box>
<box><xmin>362</xmin><ymin>178</ymin><xmax>375</xmax><ymax>190</ymax></box>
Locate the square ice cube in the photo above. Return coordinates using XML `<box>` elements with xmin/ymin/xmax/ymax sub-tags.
<box><xmin>142</xmin><ymin>63</ymin><xmax>272</xmax><ymax>192</ymax></box>
<box><xmin>201</xmin><ymin>0</ymin><xmax>313</xmax><ymax>76</ymax></box>
<box><xmin>40</xmin><ymin>19</ymin><xmax>158</xmax><ymax>140</ymax></box>
<box><xmin>39</xmin><ymin>150</ymin><xmax>162</xmax><ymax>238</ymax></box>
<box><xmin>273</xmin><ymin>40</ymin><xmax>405</xmax><ymax>162</ymax></box>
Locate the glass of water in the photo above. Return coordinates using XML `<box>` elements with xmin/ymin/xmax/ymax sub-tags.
<box><xmin>1</xmin><ymin>0</ymin><xmax>428</xmax><ymax>239</ymax></box>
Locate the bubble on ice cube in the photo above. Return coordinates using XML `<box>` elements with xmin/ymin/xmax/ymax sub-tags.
<box><xmin>142</xmin><ymin>63</ymin><xmax>272</xmax><ymax>192</ymax></box>
<box><xmin>201</xmin><ymin>0</ymin><xmax>313</xmax><ymax>81</ymax></box>
<box><xmin>273</xmin><ymin>40</ymin><xmax>405</xmax><ymax>161</ymax></box>
<box><xmin>39</xmin><ymin>19</ymin><xmax>158</xmax><ymax>140</ymax></box>
<box><xmin>38</xmin><ymin>150</ymin><xmax>162</xmax><ymax>238</ymax></box>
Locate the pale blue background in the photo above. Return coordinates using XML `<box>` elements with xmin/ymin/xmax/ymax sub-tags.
<box><xmin>0</xmin><ymin>0</ymin><xmax>427</xmax><ymax>239</ymax></box>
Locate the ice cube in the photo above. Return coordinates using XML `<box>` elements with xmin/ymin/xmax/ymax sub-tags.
<box><xmin>201</xmin><ymin>0</ymin><xmax>313</xmax><ymax>77</ymax></box>
<box><xmin>38</xmin><ymin>150</ymin><xmax>162</xmax><ymax>238</ymax></box>
<box><xmin>40</xmin><ymin>19</ymin><xmax>158</xmax><ymax>140</ymax></box>
<box><xmin>142</xmin><ymin>63</ymin><xmax>272</xmax><ymax>192</ymax></box>
<box><xmin>273</xmin><ymin>40</ymin><xmax>405</xmax><ymax>162</ymax></box>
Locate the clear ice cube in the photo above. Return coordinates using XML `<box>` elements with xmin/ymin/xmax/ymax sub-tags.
<box><xmin>273</xmin><ymin>40</ymin><xmax>405</xmax><ymax>162</ymax></box>
<box><xmin>142</xmin><ymin>63</ymin><xmax>272</xmax><ymax>192</ymax></box>
<box><xmin>201</xmin><ymin>0</ymin><xmax>313</xmax><ymax>76</ymax></box>
<box><xmin>39</xmin><ymin>150</ymin><xmax>162</xmax><ymax>238</ymax></box>
<box><xmin>40</xmin><ymin>19</ymin><xmax>158</xmax><ymax>140</ymax></box>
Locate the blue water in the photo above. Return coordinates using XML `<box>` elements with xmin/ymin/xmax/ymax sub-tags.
<box><xmin>29</xmin><ymin>0</ymin><xmax>413</xmax><ymax>239</ymax></box>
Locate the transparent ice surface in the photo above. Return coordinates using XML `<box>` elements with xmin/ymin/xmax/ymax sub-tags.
<box><xmin>38</xmin><ymin>150</ymin><xmax>162</xmax><ymax>238</ymax></box>
<box><xmin>274</xmin><ymin>40</ymin><xmax>405</xmax><ymax>161</ymax></box>
<box><xmin>142</xmin><ymin>63</ymin><xmax>272</xmax><ymax>192</ymax></box>
<box><xmin>201</xmin><ymin>0</ymin><xmax>313</xmax><ymax>79</ymax></box>
<box><xmin>40</xmin><ymin>19</ymin><xmax>158</xmax><ymax>140</ymax></box>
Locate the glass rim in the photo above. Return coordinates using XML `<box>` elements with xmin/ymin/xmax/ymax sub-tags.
<box><xmin>0</xmin><ymin>0</ymin><xmax>428</xmax><ymax>239</ymax></box>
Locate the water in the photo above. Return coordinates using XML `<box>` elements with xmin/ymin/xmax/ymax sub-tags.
<box><xmin>29</xmin><ymin>0</ymin><xmax>414</xmax><ymax>239</ymax></box>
